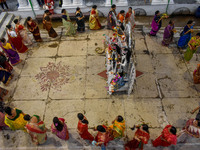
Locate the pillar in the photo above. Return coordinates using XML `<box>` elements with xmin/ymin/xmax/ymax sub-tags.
<box><xmin>151</xmin><ymin>0</ymin><xmax>174</xmax><ymax>5</ymax></box>
<box><xmin>30</xmin><ymin>0</ymin><xmax>40</xmax><ymax>10</ymax></box>
<box><xmin>62</xmin><ymin>0</ymin><xmax>72</xmax><ymax>7</ymax></box>
<box><xmin>72</xmin><ymin>0</ymin><xmax>83</xmax><ymax>6</ymax></box>
<box><xmin>196</xmin><ymin>0</ymin><xmax>200</xmax><ymax>3</ymax></box>
<box><xmin>18</xmin><ymin>0</ymin><xmax>29</xmax><ymax>10</ymax></box>
<box><xmin>105</xmin><ymin>0</ymin><xmax>111</xmax><ymax>6</ymax></box>
<box><xmin>116</xmin><ymin>0</ymin><xmax>128</xmax><ymax>6</ymax></box>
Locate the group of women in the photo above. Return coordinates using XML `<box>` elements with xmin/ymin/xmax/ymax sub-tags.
<box><xmin>2</xmin><ymin>105</ymin><xmax>200</xmax><ymax>150</ymax></box>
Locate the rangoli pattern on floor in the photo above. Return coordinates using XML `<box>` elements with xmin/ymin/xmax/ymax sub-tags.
<box><xmin>35</xmin><ymin>62</ymin><xmax>71</xmax><ymax>91</ymax></box>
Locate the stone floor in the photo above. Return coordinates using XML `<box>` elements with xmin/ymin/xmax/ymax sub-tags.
<box><xmin>1</xmin><ymin>26</ymin><xmax>200</xmax><ymax>150</ymax></box>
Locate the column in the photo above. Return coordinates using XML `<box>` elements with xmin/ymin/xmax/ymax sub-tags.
<box><xmin>30</xmin><ymin>0</ymin><xmax>40</xmax><ymax>10</ymax></box>
<box><xmin>116</xmin><ymin>0</ymin><xmax>128</xmax><ymax>6</ymax></box>
<box><xmin>72</xmin><ymin>0</ymin><xmax>83</xmax><ymax>6</ymax></box>
<box><xmin>62</xmin><ymin>0</ymin><xmax>72</xmax><ymax>7</ymax></box>
<box><xmin>196</xmin><ymin>0</ymin><xmax>200</xmax><ymax>3</ymax></box>
<box><xmin>18</xmin><ymin>0</ymin><xmax>29</xmax><ymax>10</ymax></box>
<box><xmin>151</xmin><ymin>0</ymin><xmax>174</xmax><ymax>5</ymax></box>
<box><xmin>105</xmin><ymin>0</ymin><xmax>111</xmax><ymax>6</ymax></box>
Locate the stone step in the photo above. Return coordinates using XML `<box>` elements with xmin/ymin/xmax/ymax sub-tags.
<box><xmin>0</xmin><ymin>12</ymin><xmax>8</xmax><ymax>28</ymax></box>
<box><xmin>0</xmin><ymin>14</ymin><xmax>15</xmax><ymax>39</ymax></box>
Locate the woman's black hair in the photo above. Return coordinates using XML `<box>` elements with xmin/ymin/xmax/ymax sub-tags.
<box><xmin>111</xmin><ymin>4</ymin><xmax>116</xmax><ymax>9</ymax></box>
<box><xmin>76</xmin><ymin>7</ymin><xmax>80</xmax><ymax>11</ymax></box>
<box><xmin>53</xmin><ymin>117</ymin><xmax>64</xmax><ymax>132</ymax></box>
<box><xmin>44</xmin><ymin>10</ymin><xmax>50</xmax><ymax>14</ymax></box>
<box><xmin>187</xmin><ymin>20</ymin><xmax>193</xmax><ymax>25</ymax></box>
<box><xmin>27</xmin><ymin>16</ymin><xmax>31</xmax><ymax>21</ymax></box>
<box><xmin>129</xmin><ymin>7</ymin><xmax>132</xmax><ymax>10</ymax></box>
<box><xmin>82</xmin><ymin>119</ymin><xmax>89</xmax><ymax>124</ymax></box>
<box><xmin>24</xmin><ymin>114</ymin><xmax>31</xmax><ymax>121</ymax></box>
<box><xmin>169</xmin><ymin>20</ymin><xmax>173</xmax><ymax>24</ymax></box>
<box><xmin>77</xmin><ymin>113</ymin><xmax>84</xmax><ymax>120</ymax></box>
<box><xmin>120</xmin><ymin>10</ymin><xmax>125</xmax><ymax>14</ymax></box>
<box><xmin>117</xmin><ymin>115</ymin><xmax>124</xmax><ymax>122</ymax></box>
<box><xmin>92</xmin><ymin>5</ymin><xmax>97</xmax><ymax>9</ymax></box>
<box><xmin>142</xmin><ymin>124</ymin><xmax>149</xmax><ymax>133</ymax></box>
<box><xmin>61</xmin><ymin>9</ymin><xmax>65</xmax><ymax>13</ymax></box>
<box><xmin>0</xmin><ymin>38</ymin><xmax>6</xmax><ymax>43</ymax></box>
<box><xmin>4</xmin><ymin>106</ymin><xmax>12</xmax><ymax>116</ymax></box>
<box><xmin>196</xmin><ymin>32</ymin><xmax>200</xmax><ymax>37</ymax></box>
<box><xmin>13</xmin><ymin>19</ymin><xmax>19</xmax><ymax>24</ymax></box>
<box><xmin>170</xmin><ymin>126</ymin><xmax>177</xmax><ymax>135</ymax></box>
<box><xmin>6</xmin><ymin>24</ymin><xmax>12</xmax><ymax>29</ymax></box>
<box><xmin>97</xmin><ymin>125</ymin><xmax>106</xmax><ymax>132</ymax></box>
<box><xmin>155</xmin><ymin>10</ymin><xmax>160</xmax><ymax>15</ymax></box>
<box><xmin>45</xmin><ymin>16</ymin><xmax>50</xmax><ymax>21</ymax></box>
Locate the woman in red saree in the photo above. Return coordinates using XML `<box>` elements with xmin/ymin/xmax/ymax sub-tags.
<box><xmin>77</xmin><ymin>113</ymin><xmax>94</xmax><ymax>141</ymax></box>
<box><xmin>89</xmin><ymin>5</ymin><xmax>101</xmax><ymax>30</ymax></box>
<box><xmin>152</xmin><ymin>125</ymin><xmax>177</xmax><ymax>147</ymax></box>
<box><xmin>27</xmin><ymin>17</ymin><xmax>42</xmax><ymax>42</ymax></box>
<box><xmin>24</xmin><ymin>114</ymin><xmax>47</xmax><ymax>145</ymax></box>
<box><xmin>6</xmin><ymin>25</ymin><xmax>28</xmax><ymax>53</ymax></box>
<box><xmin>94</xmin><ymin>125</ymin><xmax>113</xmax><ymax>147</ymax></box>
<box><xmin>0</xmin><ymin>51</ymin><xmax>13</xmax><ymax>72</ymax></box>
<box><xmin>125</xmin><ymin>124</ymin><xmax>150</xmax><ymax>150</ymax></box>
<box><xmin>14</xmin><ymin>19</ymin><xmax>32</xmax><ymax>46</ymax></box>
<box><xmin>51</xmin><ymin>117</ymin><xmax>69</xmax><ymax>140</ymax></box>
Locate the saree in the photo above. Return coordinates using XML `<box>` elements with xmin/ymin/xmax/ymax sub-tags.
<box><xmin>7</xmin><ymin>31</ymin><xmax>28</xmax><ymax>53</ymax></box>
<box><xmin>95</xmin><ymin>125</ymin><xmax>113</xmax><ymax>146</ymax></box>
<box><xmin>0</xmin><ymin>42</ymin><xmax>21</xmax><ymax>66</ymax></box>
<box><xmin>178</xmin><ymin>25</ymin><xmax>193</xmax><ymax>49</ymax></box>
<box><xmin>76</xmin><ymin>11</ymin><xmax>85</xmax><ymax>32</ymax></box>
<box><xmin>27</xmin><ymin>21</ymin><xmax>42</xmax><ymax>42</ymax></box>
<box><xmin>109</xmin><ymin>120</ymin><xmax>125</xmax><ymax>139</ymax></box>
<box><xmin>193</xmin><ymin>64</ymin><xmax>200</xmax><ymax>84</ymax></box>
<box><xmin>107</xmin><ymin>9</ymin><xmax>116</xmax><ymax>30</ymax></box>
<box><xmin>0</xmin><ymin>67</ymin><xmax>12</xmax><ymax>85</ymax></box>
<box><xmin>184</xmin><ymin>36</ymin><xmax>200</xmax><ymax>62</ymax></box>
<box><xmin>51</xmin><ymin>118</ymin><xmax>69</xmax><ymax>140</ymax></box>
<box><xmin>62</xmin><ymin>14</ymin><xmax>76</xmax><ymax>36</ymax></box>
<box><xmin>150</xmin><ymin>15</ymin><xmax>162</xmax><ymax>36</ymax></box>
<box><xmin>152</xmin><ymin>125</ymin><xmax>177</xmax><ymax>147</ymax></box>
<box><xmin>43</xmin><ymin>19</ymin><xmax>58</xmax><ymax>38</ymax></box>
<box><xmin>89</xmin><ymin>9</ymin><xmax>101</xmax><ymax>30</ymax></box>
<box><xmin>15</xmin><ymin>25</ymin><xmax>32</xmax><ymax>45</ymax></box>
<box><xmin>125</xmin><ymin>128</ymin><xmax>150</xmax><ymax>150</ymax></box>
<box><xmin>162</xmin><ymin>25</ymin><xmax>174</xmax><ymax>46</ymax></box>
<box><xmin>26</xmin><ymin>120</ymin><xmax>47</xmax><ymax>145</ymax></box>
<box><xmin>0</xmin><ymin>87</ymin><xmax>8</xmax><ymax>100</ymax></box>
<box><xmin>77</xmin><ymin>120</ymin><xmax>94</xmax><ymax>141</ymax></box>
<box><xmin>4</xmin><ymin>108</ymin><xmax>27</xmax><ymax>131</ymax></box>
<box><xmin>0</xmin><ymin>112</ymin><xmax>7</xmax><ymax>128</ymax></box>
<box><xmin>0</xmin><ymin>52</ymin><xmax>13</xmax><ymax>72</ymax></box>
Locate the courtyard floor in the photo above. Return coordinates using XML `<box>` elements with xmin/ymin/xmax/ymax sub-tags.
<box><xmin>1</xmin><ymin>26</ymin><xmax>200</xmax><ymax>149</ymax></box>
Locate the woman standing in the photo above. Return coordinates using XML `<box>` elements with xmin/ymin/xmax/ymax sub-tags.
<box><xmin>149</xmin><ymin>10</ymin><xmax>163</xmax><ymax>36</ymax></box>
<box><xmin>193</xmin><ymin>64</ymin><xmax>200</xmax><ymax>84</ymax></box>
<box><xmin>0</xmin><ymin>51</ymin><xmax>13</xmax><ymax>72</ymax></box>
<box><xmin>184</xmin><ymin>33</ymin><xmax>200</xmax><ymax>63</ymax></box>
<box><xmin>162</xmin><ymin>20</ymin><xmax>175</xmax><ymax>46</ymax></box>
<box><xmin>0</xmin><ymin>67</ymin><xmax>12</xmax><ymax>85</ymax></box>
<box><xmin>89</xmin><ymin>5</ymin><xmax>101</xmax><ymax>30</ymax></box>
<box><xmin>14</xmin><ymin>19</ymin><xmax>32</xmax><ymax>46</ymax></box>
<box><xmin>51</xmin><ymin>117</ymin><xmax>69</xmax><ymax>140</ymax></box>
<box><xmin>76</xmin><ymin>7</ymin><xmax>85</xmax><ymax>33</ymax></box>
<box><xmin>77</xmin><ymin>113</ymin><xmax>94</xmax><ymax>142</ymax></box>
<box><xmin>125</xmin><ymin>124</ymin><xmax>150</xmax><ymax>150</ymax></box>
<box><xmin>152</xmin><ymin>125</ymin><xmax>177</xmax><ymax>147</ymax></box>
<box><xmin>178</xmin><ymin>20</ymin><xmax>194</xmax><ymax>49</ymax></box>
<box><xmin>27</xmin><ymin>17</ymin><xmax>42</xmax><ymax>42</ymax></box>
<box><xmin>109</xmin><ymin>115</ymin><xmax>125</xmax><ymax>139</ymax></box>
<box><xmin>6</xmin><ymin>25</ymin><xmax>28</xmax><ymax>53</ymax></box>
<box><xmin>125</xmin><ymin>7</ymin><xmax>136</xmax><ymax>32</ymax></box>
<box><xmin>43</xmin><ymin>15</ymin><xmax>58</xmax><ymax>38</ymax></box>
<box><xmin>0</xmin><ymin>0</ymin><xmax>9</xmax><ymax>11</ymax></box>
<box><xmin>107</xmin><ymin>4</ymin><xmax>117</xmax><ymax>30</ymax></box>
<box><xmin>0</xmin><ymin>38</ymin><xmax>21</xmax><ymax>66</ymax></box>
<box><xmin>24</xmin><ymin>114</ymin><xmax>47</xmax><ymax>145</ymax></box>
<box><xmin>4</xmin><ymin>106</ymin><xmax>27</xmax><ymax>131</ymax></box>
<box><xmin>61</xmin><ymin>9</ymin><xmax>76</xmax><ymax>36</ymax></box>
